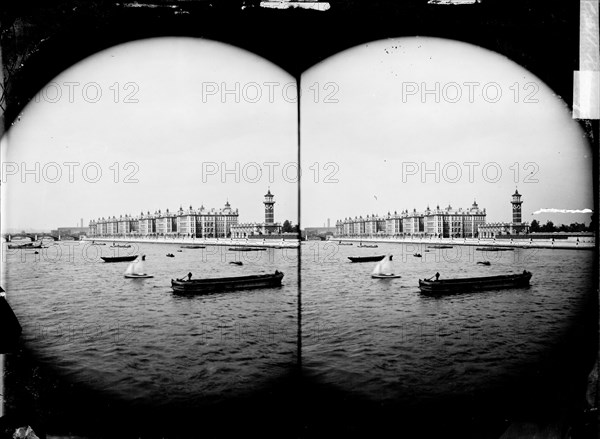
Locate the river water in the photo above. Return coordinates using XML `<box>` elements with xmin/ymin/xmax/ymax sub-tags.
<box><xmin>301</xmin><ymin>241</ymin><xmax>596</xmax><ymax>407</ymax></box>
<box><xmin>4</xmin><ymin>241</ymin><xmax>298</xmax><ymax>405</ymax></box>
<box><xmin>3</xmin><ymin>239</ymin><xmax>596</xmax><ymax>435</ymax></box>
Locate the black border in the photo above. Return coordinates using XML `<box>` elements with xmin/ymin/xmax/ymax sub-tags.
<box><xmin>1</xmin><ymin>1</ymin><xmax>598</xmax><ymax>438</ymax></box>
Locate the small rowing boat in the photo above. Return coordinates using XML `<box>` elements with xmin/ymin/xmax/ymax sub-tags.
<box><xmin>427</xmin><ymin>245</ymin><xmax>453</xmax><ymax>249</ymax></box>
<box><xmin>7</xmin><ymin>243</ymin><xmax>34</xmax><ymax>249</ymax></box>
<box><xmin>418</xmin><ymin>271</ymin><xmax>532</xmax><ymax>295</ymax></box>
<box><xmin>101</xmin><ymin>255</ymin><xmax>138</xmax><ymax>263</ymax></box>
<box><xmin>180</xmin><ymin>245</ymin><xmax>205</xmax><ymax>249</ymax></box>
<box><xmin>348</xmin><ymin>255</ymin><xmax>386</xmax><ymax>263</ymax></box>
<box><xmin>171</xmin><ymin>270</ymin><xmax>284</xmax><ymax>294</ymax></box>
<box><xmin>476</xmin><ymin>247</ymin><xmax>515</xmax><ymax>251</ymax></box>
<box><xmin>228</xmin><ymin>247</ymin><xmax>267</xmax><ymax>252</ymax></box>
<box><xmin>7</xmin><ymin>242</ymin><xmax>47</xmax><ymax>249</ymax></box>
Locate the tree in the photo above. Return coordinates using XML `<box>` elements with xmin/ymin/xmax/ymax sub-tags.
<box><xmin>530</xmin><ymin>219</ymin><xmax>540</xmax><ymax>232</ymax></box>
<box><xmin>539</xmin><ymin>220</ymin><xmax>555</xmax><ymax>233</ymax></box>
<box><xmin>282</xmin><ymin>220</ymin><xmax>293</xmax><ymax>233</ymax></box>
<box><xmin>567</xmin><ymin>222</ymin><xmax>586</xmax><ymax>233</ymax></box>
<box><xmin>558</xmin><ymin>223</ymin><xmax>568</xmax><ymax>232</ymax></box>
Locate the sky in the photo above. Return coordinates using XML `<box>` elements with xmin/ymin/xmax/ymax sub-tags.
<box><xmin>300</xmin><ymin>37</ymin><xmax>594</xmax><ymax>228</ymax></box>
<box><xmin>1</xmin><ymin>37</ymin><xmax>594</xmax><ymax>232</ymax></box>
<box><xmin>1</xmin><ymin>37</ymin><xmax>298</xmax><ymax>232</ymax></box>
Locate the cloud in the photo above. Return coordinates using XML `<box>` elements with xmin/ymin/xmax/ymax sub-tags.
<box><xmin>531</xmin><ymin>208</ymin><xmax>593</xmax><ymax>215</ymax></box>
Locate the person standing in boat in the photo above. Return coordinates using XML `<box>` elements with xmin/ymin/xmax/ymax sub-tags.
<box><xmin>176</xmin><ymin>272</ymin><xmax>192</xmax><ymax>282</ymax></box>
<box><xmin>426</xmin><ymin>272</ymin><xmax>440</xmax><ymax>281</ymax></box>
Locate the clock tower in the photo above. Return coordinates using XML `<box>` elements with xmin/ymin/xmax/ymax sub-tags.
<box><xmin>511</xmin><ymin>189</ymin><xmax>523</xmax><ymax>224</ymax></box>
<box><xmin>264</xmin><ymin>188</ymin><xmax>275</xmax><ymax>225</ymax></box>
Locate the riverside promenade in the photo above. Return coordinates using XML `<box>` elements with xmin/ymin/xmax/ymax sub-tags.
<box><xmin>331</xmin><ymin>236</ymin><xmax>595</xmax><ymax>250</ymax></box>
<box><xmin>82</xmin><ymin>236</ymin><xmax>300</xmax><ymax>248</ymax></box>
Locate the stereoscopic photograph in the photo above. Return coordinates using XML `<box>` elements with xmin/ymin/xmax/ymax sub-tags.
<box><xmin>0</xmin><ymin>1</ymin><xmax>597</xmax><ymax>438</ymax></box>
<box><xmin>300</xmin><ymin>35</ymin><xmax>596</xmax><ymax>436</ymax></box>
<box><xmin>1</xmin><ymin>36</ymin><xmax>300</xmax><ymax>436</ymax></box>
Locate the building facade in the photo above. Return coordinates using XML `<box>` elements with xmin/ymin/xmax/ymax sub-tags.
<box><xmin>335</xmin><ymin>201</ymin><xmax>487</xmax><ymax>238</ymax></box>
<box><xmin>89</xmin><ymin>201</ymin><xmax>239</xmax><ymax>238</ymax></box>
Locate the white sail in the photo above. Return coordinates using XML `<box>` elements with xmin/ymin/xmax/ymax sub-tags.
<box><xmin>124</xmin><ymin>261</ymin><xmax>135</xmax><ymax>275</ymax></box>
<box><xmin>372</xmin><ymin>261</ymin><xmax>383</xmax><ymax>275</ymax></box>
<box><xmin>133</xmin><ymin>258</ymin><xmax>145</xmax><ymax>275</ymax></box>
<box><xmin>380</xmin><ymin>256</ymin><xmax>394</xmax><ymax>275</ymax></box>
<box><xmin>125</xmin><ymin>255</ymin><xmax>146</xmax><ymax>275</ymax></box>
<box><xmin>373</xmin><ymin>254</ymin><xmax>394</xmax><ymax>276</ymax></box>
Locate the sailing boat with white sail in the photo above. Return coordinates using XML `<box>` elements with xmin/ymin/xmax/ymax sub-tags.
<box><xmin>124</xmin><ymin>255</ymin><xmax>154</xmax><ymax>278</ymax></box>
<box><xmin>371</xmin><ymin>254</ymin><xmax>401</xmax><ymax>279</ymax></box>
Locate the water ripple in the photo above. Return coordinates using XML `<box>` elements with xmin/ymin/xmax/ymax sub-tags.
<box><xmin>5</xmin><ymin>243</ymin><xmax>298</xmax><ymax>404</ymax></box>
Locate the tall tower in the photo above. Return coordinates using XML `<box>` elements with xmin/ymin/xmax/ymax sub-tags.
<box><xmin>511</xmin><ymin>189</ymin><xmax>522</xmax><ymax>224</ymax></box>
<box><xmin>264</xmin><ymin>189</ymin><xmax>275</xmax><ymax>225</ymax></box>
